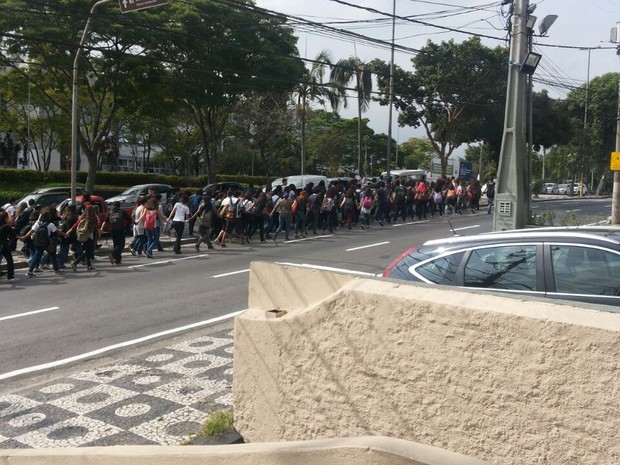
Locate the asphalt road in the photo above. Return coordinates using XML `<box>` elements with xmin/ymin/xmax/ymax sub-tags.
<box><xmin>0</xmin><ymin>196</ymin><xmax>610</xmax><ymax>387</ymax></box>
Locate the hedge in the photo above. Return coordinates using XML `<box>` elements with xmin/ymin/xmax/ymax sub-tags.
<box><xmin>0</xmin><ymin>168</ymin><xmax>271</xmax><ymax>190</ymax></box>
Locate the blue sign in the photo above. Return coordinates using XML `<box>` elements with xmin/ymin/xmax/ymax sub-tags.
<box><xmin>459</xmin><ymin>162</ymin><xmax>473</xmax><ymax>181</ymax></box>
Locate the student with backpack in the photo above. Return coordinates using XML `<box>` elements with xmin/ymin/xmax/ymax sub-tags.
<box><xmin>359</xmin><ymin>187</ymin><xmax>374</xmax><ymax>229</ymax></box>
<box><xmin>138</xmin><ymin>197</ymin><xmax>168</xmax><ymax>258</ymax></box>
<box><xmin>101</xmin><ymin>201</ymin><xmax>132</xmax><ymax>265</ymax></box>
<box><xmin>18</xmin><ymin>210</ymin><xmax>63</xmax><ymax>278</ymax></box>
<box><xmin>0</xmin><ymin>211</ymin><xmax>17</xmax><ymax>281</ymax></box>
<box><xmin>189</xmin><ymin>191</ymin><xmax>215</xmax><ymax>251</ymax></box>
<box><xmin>67</xmin><ymin>205</ymin><xmax>99</xmax><ymax>271</ymax></box>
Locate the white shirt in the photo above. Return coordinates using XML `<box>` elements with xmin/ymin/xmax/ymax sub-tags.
<box><xmin>171</xmin><ymin>202</ymin><xmax>190</xmax><ymax>222</ymax></box>
<box><xmin>3</xmin><ymin>203</ymin><xmax>16</xmax><ymax>218</ymax></box>
<box><xmin>31</xmin><ymin>220</ymin><xmax>58</xmax><ymax>235</ymax></box>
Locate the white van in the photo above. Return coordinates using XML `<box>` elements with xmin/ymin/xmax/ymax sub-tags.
<box><xmin>380</xmin><ymin>169</ymin><xmax>427</xmax><ymax>184</ymax></box>
<box><xmin>271</xmin><ymin>175</ymin><xmax>328</xmax><ymax>191</ymax></box>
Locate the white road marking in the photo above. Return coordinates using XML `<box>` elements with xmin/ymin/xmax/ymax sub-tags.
<box><xmin>212</xmin><ymin>269</ymin><xmax>250</xmax><ymax>278</ymax></box>
<box><xmin>452</xmin><ymin>225</ymin><xmax>480</xmax><ymax>232</ymax></box>
<box><xmin>0</xmin><ymin>307</ymin><xmax>59</xmax><ymax>323</ymax></box>
<box><xmin>346</xmin><ymin>241</ymin><xmax>390</xmax><ymax>252</ymax></box>
<box><xmin>0</xmin><ymin>311</ymin><xmax>243</xmax><ymax>381</ymax></box>
<box><xmin>276</xmin><ymin>262</ymin><xmax>379</xmax><ymax>277</ymax></box>
<box><xmin>565</xmin><ymin>209</ymin><xmax>582</xmax><ymax>213</ymax></box>
<box><xmin>128</xmin><ymin>254</ymin><xmax>208</xmax><ymax>269</ymax></box>
<box><xmin>285</xmin><ymin>234</ymin><xmax>333</xmax><ymax>243</ymax></box>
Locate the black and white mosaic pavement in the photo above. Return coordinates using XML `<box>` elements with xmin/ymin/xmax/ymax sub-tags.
<box><xmin>0</xmin><ymin>329</ymin><xmax>234</xmax><ymax>448</ymax></box>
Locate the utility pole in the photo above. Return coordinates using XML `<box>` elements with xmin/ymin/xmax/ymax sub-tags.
<box><xmin>612</xmin><ymin>53</ymin><xmax>620</xmax><ymax>223</ymax></box>
<box><xmin>385</xmin><ymin>0</ymin><xmax>396</xmax><ymax>181</ymax></box>
<box><xmin>612</xmin><ymin>23</ymin><xmax>620</xmax><ymax>224</ymax></box>
<box><xmin>493</xmin><ymin>0</ymin><xmax>530</xmax><ymax>231</ymax></box>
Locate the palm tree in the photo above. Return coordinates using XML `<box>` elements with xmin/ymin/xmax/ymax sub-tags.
<box><xmin>330</xmin><ymin>57</ymin><xmax>373</xmax><ymax>175</ymax></box>
<box><xmin>294</xmin><ymin>51</ymin><xmax>340</xmax><ymax>175</ymax></box>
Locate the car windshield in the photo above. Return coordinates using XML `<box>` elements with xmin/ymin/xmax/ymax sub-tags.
<box><xmin>121</xmin><ymin>186</ymin><xmax>143</xmax><ymax>195</ymax></box>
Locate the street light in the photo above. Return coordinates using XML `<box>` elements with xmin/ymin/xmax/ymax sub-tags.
<box><xmin>71</xmin><ymin>0</ymin><xmax>113</xmax><ymax>203</ymax></box>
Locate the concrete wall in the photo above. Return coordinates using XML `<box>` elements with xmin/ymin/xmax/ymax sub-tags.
<box><xmin>234</xmin><ymin>262</ymin><xmax>620</xmax><ymax>465</ymax></box>
<box><xmin>0</xmin><ymin>437</ymin><xmax>492</xmax><ymax>465</ymax></box>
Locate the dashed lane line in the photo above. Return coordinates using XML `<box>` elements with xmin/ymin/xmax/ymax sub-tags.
<box><xmin>0</xmin><ymin>307</ymin><xmax>59</xmax><ymax>322</ymax></box>
<box><xmin>346</xmin><ymin>241</ymin><xmax>390</xmax><ymax>252</ymax></box>
<box><xmin>127</xmin><ymin>254</ymin><xmax>209</xmax><ymax>269</ymax></box>
<box><xmin>212</xmin><ymin>269</ymin><xmax>250</xmax><ymax>278</ymax></box>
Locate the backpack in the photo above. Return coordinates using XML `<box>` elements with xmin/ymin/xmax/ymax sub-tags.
<box><xmin>363</xmin><ymin>196</ymin><xmax>373</xmax><ymax>209</ymax></box>
<box><xmin>14</xmin><ymin>208</ymin><xmax>32</xmax><ymax>232</ymax></box>
<box><xmin>486</xmin><ymin>182</ymin><xmax>495</xmax><ymax>198</ymax></box>
<box><xmin>109</xmin><ymin>208</ymin><xmax>125</xmax><ymax>231</ymax></box>
<box><xmin>144</xmin><ymin>210</ymin><xmax>157</xmax><ymax>232</ymax></box>
<box><xmin>235</xmin><ymin>199</ymin><xmax>246</xmax><ymax>219</ymax></box>
<box><xmin>190</xmin><ymin>194</ymin><xmax>202</xmax><ymax>214</ymax></box>
<box><xmin>76</xmin><ymin>217</ymin><xmax>91</xmax><ymax>242</ymax></box>
<box><xmin>164</xmin><ymin>197</ymin><xmax>177</xmax><ymax>216</ymax></box>
<box><xmin>395</xmin><ymin>186</ymin><xmax>405</xmax><ymax>202</ymax></box>
<box><xmin>200</xmin><ymin>201</ymin><xmax>213</xmax><ymax>227</ymax></box>
<box><xmin>33</xmin><ymin>222</ymin><xmax>50</xmax><ymax>248</ymax></box>
<box><xmin>344</xmin><ymin>197</ymin><xmax>354</xmax><ymax>212</ymax></box>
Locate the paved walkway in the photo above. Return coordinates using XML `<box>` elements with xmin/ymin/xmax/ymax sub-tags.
<box><xmin>0</xmin><ymin>326</ymin><xmax>234</xmax><ymax>448</ymax></box>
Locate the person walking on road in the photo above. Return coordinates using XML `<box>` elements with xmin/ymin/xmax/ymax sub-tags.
<box><xmin>167</xmin><ymin>193</ymin><xmax>190</xmax><ymax>254</ymax></box>
<box><xmin>0</xmin><ymin>211</ymin><xmax>16</xmax><ymax>281</ymax></box>
<box><xmin>68</xmin><ymin>205</ymin><xmax>99</xmax><ymax>271</ymax></box>
<box><xmin>189</xmin><ymin>191</ymin><xmax>215</xmax><ymax>251</ymax></box>
<box><xmin>101</xmin><ymin>201</ymin><xmax>131</xmax><ymax>265</ymax></box>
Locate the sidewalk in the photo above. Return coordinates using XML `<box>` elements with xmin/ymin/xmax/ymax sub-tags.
<box><xmin>0</xmin><ymin>324</ymin><xmax>235</xmax><ymax>448</ymax></box>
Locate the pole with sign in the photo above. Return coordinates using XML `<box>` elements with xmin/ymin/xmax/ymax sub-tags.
<box><xmin>612</xmin><ymin>85</ymin><xmax>620</xmax><ymax>224</ymax></box>
<box><xmin>118</xmin><ymin>0</ymin><xmax>168</xmax><ymax>13</ymax></box>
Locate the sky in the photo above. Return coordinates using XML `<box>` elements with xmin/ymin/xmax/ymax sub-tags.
<box><xmin>255</xmin><ymin>0</ymin><xmax>620</xmax><ymax>146</ymax></box>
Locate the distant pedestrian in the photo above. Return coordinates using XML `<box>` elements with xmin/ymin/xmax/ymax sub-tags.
<box><xmin>101</xmin><ymin>201</ymin><xmax>131</xmax><ymax>265</ymax></box>
<box><xmin>167</xmin><ymin>193</ymin><xmax>190</xmax><ymax>254</ymax></box>
<box><xmin>0</xmin><ymin>211</ymin><xmax>16</xmax><ymax>281</ymax></box>
<box><xmin>485</xmin><ymin>178</ymin><xmax>496</xmax><ymax>214</ymax></box>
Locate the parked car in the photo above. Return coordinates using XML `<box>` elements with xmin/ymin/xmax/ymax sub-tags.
<box><xmin>543</xmin><ymin>183</ymin><xmax>559</xmax><ymax>194</ymax></box>
<box><xmin>17</xmin><ymin>187</ymin><xmax>87</xmax><ymax>209</ymax></box>
<box><xmin>105</xmin><ymin>184</ymin><xmax>172</xmax><ymax>210</ymax></box>
<box><xmin>56</xmin><ymin>195</ymin><xmax>112</xmax><ymax>230</ymax></box>
<box><xmin>382</xmin><ymin>226</ymin><xmax>620</xmax><ymax>307</ymax></box>
<box><xmin>572</xmin><ymin>183</ymin><xmax>589</xmax><ymax>196</ymax></box>
<box><xmin>203</xmin><ymin>182</ymin><xmax>244</xmax><ymax>196</ymax></box>
<box><xmin>556</xmin><ymin>183</ymin><xmax>570</xmax><ymax>195</ymax></box>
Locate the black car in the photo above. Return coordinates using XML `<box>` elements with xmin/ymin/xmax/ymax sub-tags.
<box><xmin>383</xmin><ymin>226</ymin><xmax>620</xmax><ymax>308</ymax></box>
<box><xmin>17</xmin><ymin>187</ymin><xmax>87</xmax><ymax>209</ymax></box>
<box><xmin>203</xmin><ymin>182</ymin><xmax>244</xmax><ymax>195</ymax></box>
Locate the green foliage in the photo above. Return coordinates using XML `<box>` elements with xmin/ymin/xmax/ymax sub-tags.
<box><xmin>0</xmin><ymin>169</ymin><xmax>270</xmax><ymax>201</ymax></box>
<box><xmin>200</xmin><ymin>410</ymin><xmax>233</xmax><ymax>438</ymax></box>
<box><xmin>373</xmin><ymin>37</ymin><xmax>507</xmax><ymax>175</ymax></box>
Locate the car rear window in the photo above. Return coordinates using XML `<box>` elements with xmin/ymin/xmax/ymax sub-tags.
<box><xmin>415</xmin><ymin>252</ymin><xmax>464</xmax><ymax>285</ymax></box>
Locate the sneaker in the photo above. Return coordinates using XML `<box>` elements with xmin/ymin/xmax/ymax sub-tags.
<box><xmin>108</xmin><ymin>254</ymin><xmax>114</xmax><ymax>265</ymax></box>
<box><xmin>7</xmin><ymin>277</ymin><xmax>17</xmax><ymax>282</ymax></box>
<box><xmin>34</xmin><ymin>267</ymin><xmax>43</xmax><ymax>273</ymax></box>
<box><xmin>71</xmin><ymin>262</ymin><xmax>78</xmax><ymax>272</ymax></box>
<box><xmin>87</xmin><ymin>265</ymin><xmax>95</xmax><ymax>271</ymax></box>
<box><xmin>146</xmin><ymin>252</ymin><xmax>153</xmax><ymax>259</ymax></box>
<box><xmin>194</xmin><ymin>244</ymin><xmax>200</xmax><ymax>252</ymax></box>
<box><xmin>130</xmin><ymin>249</ymin><xmax>136</xmax><ymax>257</ymax></box>
<box><xmin>54</xmin><ymin>269</ymin><xmax>64</xmax><ymax>275</ymax></box>
<box><xmin>207</xmin><ymin>245</ymin><xmax>214</xmax><ymax>249</ymax></box>
<box><xmin>26</xmin><ymin>272</ymin><xmax>35</xmax><ymax>278</ymax></box>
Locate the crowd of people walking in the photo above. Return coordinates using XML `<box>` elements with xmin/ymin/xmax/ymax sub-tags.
<box><xmin>0</xmin><ymin>175</ymin><xmax>495</xmax><ymax>281</ymax></box>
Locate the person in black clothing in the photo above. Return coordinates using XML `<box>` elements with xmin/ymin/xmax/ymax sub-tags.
<box><xmin>101</xmin><ymin>201</ymin><xmax>132</xmax><ymax>265</ymax></box>
<box><xmin>0</xmin><ymin>211</ymin><xmax>16</xmax><ymax>281</ymax></box>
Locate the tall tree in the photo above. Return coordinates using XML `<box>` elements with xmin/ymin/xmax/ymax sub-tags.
<box><xmin>330</xmin><ymin>57</ymin><xmax>373</xmax><ymax>175</ymax></box>
<box><xmin>294</xmin><ymin>51</ymin><xmax>340</xmax><ymax>175</ymax></box>
<box><xmin>564</xmin><ymin>72</ymin><xmax>620</xmax><ymax>192</ymax></box>
<box><xmin>373</xmin><ymin>37</ymin><xmax>506</xmax><ymax>176</ymax></box>
<box><xmin>153</xmin><ymin>0</ymin><xmax>305</xmax><ymax>183</ymax></box>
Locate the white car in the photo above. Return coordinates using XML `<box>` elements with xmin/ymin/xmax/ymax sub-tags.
<box><xmin>572</xmin><ymin>184</ymin><xmax>589</xmax><ymax>196</ymax></box>
<box><xmin>543</xmin><ymin>183</ymin><xmax>559</xmax><ymax>195</ymax></box>
<box><xmin>557</xmin><ymin>184</ymin><xmax>570</xmax><ymax>195</ymax></box>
